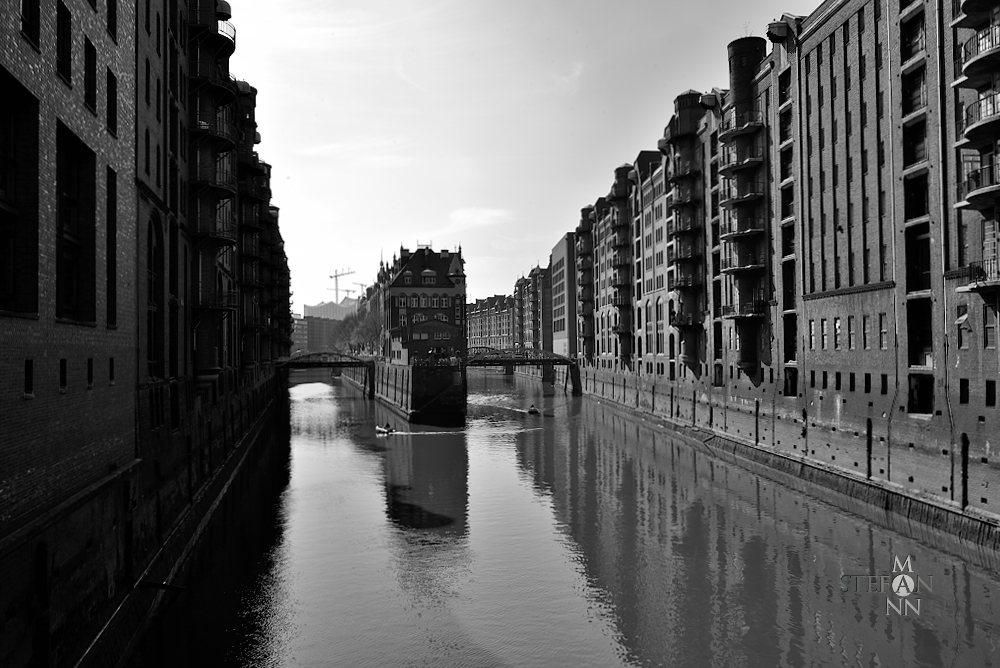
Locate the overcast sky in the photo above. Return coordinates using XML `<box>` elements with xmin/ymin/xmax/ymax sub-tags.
<box><xmin>229</xmin><ymin>0</ymin><xmax>818</xmax><ymax>312</ymax></box>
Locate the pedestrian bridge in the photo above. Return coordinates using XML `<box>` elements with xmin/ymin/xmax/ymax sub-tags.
<box><xmin>465</xmin><ymin>347</ymin><xmax>581</xmax><ymax>395</ymax></box>
<box><xmin>277</xmin><ymin>351</ymin><xmax>373</xmax><ymax>368</ymax></box>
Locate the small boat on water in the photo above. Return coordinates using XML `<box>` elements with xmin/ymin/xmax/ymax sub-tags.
<box><xmin>376</xmin><ymin>425</ymin><xmax>396</xmax><ymax>435</ymax></box>
<box><xmin>527</xmin><ymin>405</ymin><xmax>539</xmax><ymax>415</ymax></box>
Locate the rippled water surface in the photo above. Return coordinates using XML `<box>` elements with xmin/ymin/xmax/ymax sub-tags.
<box><xmin>128</xmin><ymin>371</ymin><xmax>1000</xmax><ymax>667</ymax></box>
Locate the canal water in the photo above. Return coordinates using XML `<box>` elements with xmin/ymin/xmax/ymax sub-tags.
<box><xmin>126</xmin><ymin>370</ymin><xmax>1000</xmax><ymax>667</ymax></box>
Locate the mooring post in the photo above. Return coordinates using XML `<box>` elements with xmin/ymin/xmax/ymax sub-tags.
<box><xmin>365</xmin><ymin>361</ymin><xmax>375</xmax><ymax>399</ymax></box>
<box><xmin>569</xmin><ymin>363</ymin><xmax>582</xmax><ymax>396</ymax></box>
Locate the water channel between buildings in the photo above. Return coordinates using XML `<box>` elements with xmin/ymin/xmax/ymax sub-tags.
<box><xmin>126</xmin><ymin>369</ymin><xmax>1000</xmax><ymax>668</ymax></box>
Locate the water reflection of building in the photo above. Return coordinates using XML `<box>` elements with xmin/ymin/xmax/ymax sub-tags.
<box><xmin>514</xmin><ymin>399</ymin><xmax>998</xmax><ymax>667</ymax></box>
<box><xmin>383</xmin><ymin>436</ymin><xmax>468</xmax><ymax>537</ymax></box>
<box><xmin>381</xmin><ymin>433</ymin><xmax>471</xmax><ymax>607</ymax></box>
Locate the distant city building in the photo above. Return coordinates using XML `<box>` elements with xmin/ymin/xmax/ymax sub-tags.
<box><xmin>304</xmin><ymin>315</ymin><xmax>338</xmax><ymax>353</ymax></box>
<box><xmin>292</xmin><ymin>315</ymin><xmax>309</xmax><ymax>353</ymax></box>
<box><xmin>370</xmin><ymin>246</ymin><xmax>467</xmax><ymax>364</ymax></box>
<box><xmin>551</xmin><ymin>235</ymin><xmax>577</xmax><ymax>358</ymax></box>
<box><xmin>304</xmin><ymin>297</ymin><xmax>358</xmax><ymax>320</ymax></box>
<box><xmin>467</xmin><ymin>295</ymin><xmax>516</xmax><ymax>349</ymax></box>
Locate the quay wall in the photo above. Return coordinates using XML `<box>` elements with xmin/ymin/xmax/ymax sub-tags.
<box><xmin>0</xmin><ymin>367</ymin><xmax>290</xmax><ymax>668</ymax></box>
<box><xmin>343</xmin><ymin>362</ymin><xmax>466</xmax><ymax>426</ymax></box>
<box><xmin>513</xmin><ymin>365</ymin><xmax>1000</xmax><ymax>548</ymax></box>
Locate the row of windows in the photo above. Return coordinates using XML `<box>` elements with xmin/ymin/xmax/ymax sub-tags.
<box><xmin>22</xmin><ymin>356</ymin><xmax>115</xmax><ymax>396</ymax></box>
<box><xmin>808</xmin><ymin>314</ymin><xmax>888</xmax><ymax>351</ymax></box>
<box><xmin>397</xmin><ymin>295</ymin><xmax>453</xmax><ymax>308</ymax></box>
<box><xmin>52</xmin><ymin>2</ymin><xmax>120</xmax><ymax>136</ymax></box>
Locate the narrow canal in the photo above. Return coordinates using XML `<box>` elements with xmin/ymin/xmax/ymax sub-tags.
<box><xmin>127</xmin><ymin>371</ymin><xmax>1000</xmax><ymax>667</ymax></box>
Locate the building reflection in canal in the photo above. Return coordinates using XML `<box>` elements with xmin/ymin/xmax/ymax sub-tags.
<box><xmin>125</xmin><ymin>372</ymin><xmax>999</xmax><ymax>668</ymax></box>
<box><xmin>509</xmin><ymin>382</ymin><xmax>998</xmax><ymax>668</ymax></box>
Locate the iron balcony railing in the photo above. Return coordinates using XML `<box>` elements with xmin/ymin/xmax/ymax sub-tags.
<box><xmin>190</xmin><ymin>212</ymin><xmax>237</xmax><ymax>242</ymax></box>
<box><xmin>194</xmin><ymin>288</ymin><xmax>238</xmax><ymax>310</ymax></box>
<box><xmin>668</xmin><ymin>244</ymin><xmax>698</xmax><ymax>262</ymax></box>
<box><xmin>964</xmin><ymin>91</ymin><xmax>1000</xmax><ymax>133</ymax></box>
<box><xmin>668</xmin><ymin>215</ymin><xmax>699</xmax><ymax>236</ymax></box>
<box><xmin>962</xmin><ymin>24</ymin><xmax>1000</xmax><ymax>66</ymax></box>
<box><xmin>191</xmin><ymin>164</ymin><xmax>237</xmax><ymax>192</ymax></box>
<box><xmin>720</xmin><ymin>252</ymin><xmax>767</xmax><ymax>272</ymax></box>
<box><xmin>961</xmin><ymin>163</ymin><xmax>1000</xmax><ymax>202</ymax></box>
<box><xmin>191</xmin><ymin>113</ymin><xmax>237</xmax><ymax>145</ymax></box>
<box><xmin>610</xmin><ymin>232</ymin><xmax>630</xmax><ymax>247</ymax></box>
<box><xmin>609</xmin><ymin>293</ymin><xmax>631</xmax><ymax>307</ymax></box>
<box><xmin>719</xmin><ymin>145</ymin><xmax>765</xmax><ymax>172</ymax></box>
<box><xmin>667</xmin><ymin>273</ymin><xmax>699</xmax><ymax>290</ymax></box>
<box><xmin>720</xmin><ymin>109</ymin><xmax>765</xmax><ymax>138</ymax></box>
<box><xmin>720</xmin><ymin>181</ymin><xmax>766</xmax><ymax>205</ymax></box>
<box><xmin>610</xmin><ymin>253</ymin><xmax>630</xmax><ymax>268</ymax></box>
<box><xmin>957</xmin><ymin>258</ymin><xmax>1000</xmax><ymax>285</ymax></box>
<box><xmin>669</xmin><ymin>312</ymin><xmax>698</xmax><ymax>327</ymax></box>
<box><xmin>720</xmin><ymin>217</ymin><xmax>767</xmax><ymax>238</ymax></box>
<box><xmin>721</xmin><ymin>301</ymin><xmax>768</xmax><ymax>318</ymax></box>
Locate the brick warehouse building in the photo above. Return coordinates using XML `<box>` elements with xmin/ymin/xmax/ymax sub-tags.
<box><xmin>0</xmin><ymin>2</ymin><xmax>292</xmax><ymax>667</ymax></box>
<box><xmin>556</xmin><ymin>0</ymin><xmax>1000</xmax><ymax>535</ymax></box>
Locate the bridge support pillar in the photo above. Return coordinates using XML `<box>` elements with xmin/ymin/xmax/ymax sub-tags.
<box><xmin>541</xmin><ymin>363</ymin><xmax>555</xmax><ymax>384</ymax></box>
<box><xmin>569</xmin><ymin>363</ymin><xmax>582</xmax><ymax>396</ymax></box>
<box><xmin>365</xmin><ymin>361</ymin><xmax>376</xmax><ymax>399</ymax></box>
<box><xmin>504</xmin><ymin>364</ymin><xmax>515</xmax><ymax>376</ymax></box>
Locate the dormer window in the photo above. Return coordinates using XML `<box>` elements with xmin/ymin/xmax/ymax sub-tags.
<box><xmin>423</xmin><ymin>276</ymin><xmax>435</xmax><ymax>285</ymax></box>
<box><xmin>404</xmin><ymin>276</ymin><xmax>412</xmax><ymax>285</ymax></box>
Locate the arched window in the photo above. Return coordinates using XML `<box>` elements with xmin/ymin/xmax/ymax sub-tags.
<box><xmin>398</xmin><ymin>294</ymin><xmax>406</xmax><ymax>307</ymax></box>
<box><xmin>410</xmin><ymin>296</ymin><xmax>418</xmax><ymax>308</ymax></box>
<box><xmin>420</xmin><ymin>295</ymin><xmax>428</xmax><ymax>308</ymax></box>
<box><xmin>431</xmin><ymin>295</ymin><xmax>439</xmax><ymax>308</ymax></box>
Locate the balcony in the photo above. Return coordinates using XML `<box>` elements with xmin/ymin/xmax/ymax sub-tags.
<box><xmin>191</xmin><ymin>163</ymin><xmax>237</xmax><ymax>195</ymax></box>
<box><xmin>668</xmin><ymin>272</ymin><xmax>700</xmax><ymax>290</ymax></box>
<box><xmin>721</xmin><ymin>301</ymin><xmax>768</xmax><ymax>319</ymax></box>
<box><xmin>611</xmin><ymin>271</ymin><xmax>630</xmax><ymax>287</ymax></box>
<box><xmin>578</xmin><ymin>320</ymin><xmax>595</xmax><ymax>337</ymax></box>
<box><xmin>577</xmin><ymin>286</ymin><xmax>593</xmax><ymax>303</ymax></box>
<box><xmin>577</xmin><ymin>255</ymin><xmax>593</xmax><ymax>271</ymax></box>
<box><xmin>720</xmin><ymin>109</ymin><xmax>765</xmax><ymax>142</ymax></box>
<box><xmin>719</xmin><ymin>146</ymin><xmax>765</xmax><ymax>175</ymax></box>
<box><xmin>610</xmin><ymin>253</ymin><xmax>630</xmax><ymax>268</ymax></box>
<box><xmin>719</xmin><ymin>217</ymin><xmax>767</xmax><ymax>239</ymax></box>
<box><xmin>959</xmin><ymin>163</ymin><xmax>1000</xmax><ymax>209</ymax></box>
<box><xmin>961</xmin><ymin>0</ymin><xmax>995</xmax><ymax>16</ymax></box>
<box><xmin>669</xmin><ymin>159</ymin><xmax>700</xmax><ymax>182</ymax></box>
<box><xmin>669</xmin><ymin>312</ymin><xmax>699</xmax><ymax>328</ymax></box>
<box><xmin>575</xmin><ymin>238</ymin><xmax>593</xmax><ymax>256</ymax></box>
<box><xmin>667</xmin><ymin>244</ymin><xmax>699</xmax><ymax>263</ymax></box>
<box><xmin>238</xmin><ymin>149</ymin><xmax>265</xmax><ymax>174</ymax></box>
<box><xmin>191</xmin><ymin>113</ymin><xmax>237</xmax><ymax>149</ymax></box>
<box><xmin>188</xmin><ymin>56</ymin><xmax>236</xmax><ymax>102</ymax></box>
<box><xmin>609</xmin><ymin>293</ymin><xmax>631</xmax><ymax>307</ymax></box>
<box><xmin>241</xmin><ymin>178</ymin><xmax>269</xmax><ymax>201</ymax></box>
<box><xmin>189</xmin><ymin>4</ymin><xmax>237</xmax><ymax>54</ymax></box>
<box><xmin>610</xmin><ymin>232</ymin><xmax>630</xmax><ymax>248</ymax></box>
<box><xmin>668</xmin><ymin>215</ymin><xmax>699</xmax><ymax>237</ymax></box>
<box><xmin>242</xmin><ymin>313</ymin><xmax>268</xmax><ymax>330</ymax></box>
<box><xmin>963</xmin><ymin>92</ymin><xmax>1000</xmax><ymax>147</ymax></box>
<box><xmin>611</xmin><ymin>324</ymin><xmax>632</xmax><ymax>335</ymax></box>
<box><xmin>956</xmin><ymin>259</ymin><xmax>1000</xmax><ymax>293</ymax></box>
<box><xmin>242</xmin><ymin>263</ymin><xmax>263</xmax><ymax>287</ymax></box>
<box><xmin>191</xmin><ymin>212</ymin><xmax>237</xmax><ymax>243</ymax></box>
<box><xmin>720</xmin><ymin>181</ymin><xmax>765</xmax><ymax>207</ymax></box>
<box><xmin>663</xmin><ymin>116</ymin><xmax>697</xmax><ymax>145</ymax></box>
<box><xmin>720</xmin><ymin>252</ymin><xmax>767</xmax><ymax>273</ymax></box>
<box><xmin>669</xmin><ymin>186</ymin><xmax>698</xmax><ymax>208</ymax></box>
<box><xmin>242</xmin><ymin>237</ymin><xmax>263</xmax><ymax>259</ymax></box>
<box><xmin>194</xmin><ymin>287</ymin><xmax>239</xmax><ymax>310</ymax></box>
<box><xmin>577</xmin><ymin>301</ymin><xmax>594</xmax><ymax>316</ymax></box>
<box><xmin>961</xmin><ymin>25</ymin><xmax>1000</xmax><ymax>86</ymax></box>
